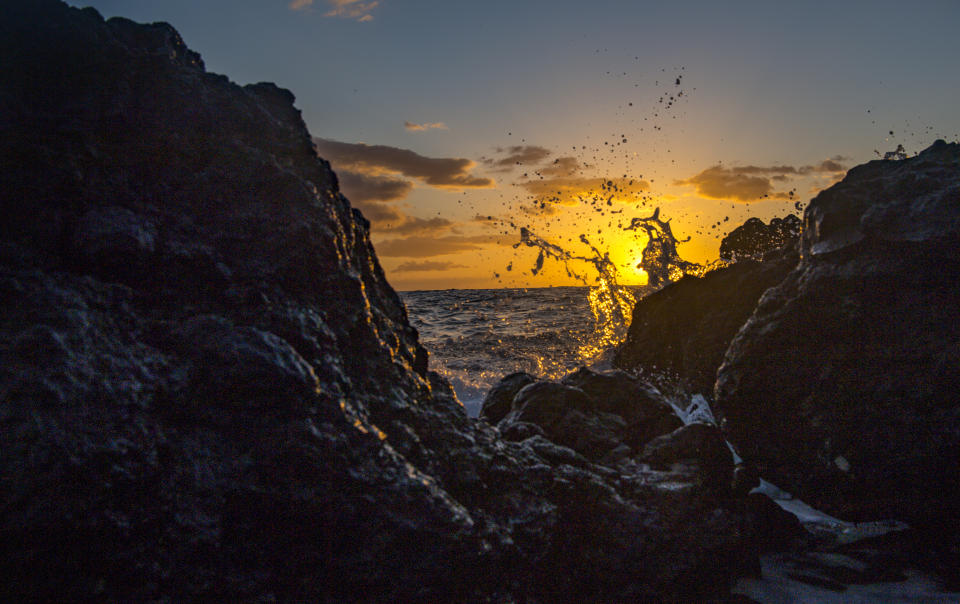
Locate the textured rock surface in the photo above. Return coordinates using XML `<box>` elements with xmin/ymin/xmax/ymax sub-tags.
<box><xmin>0</xmin><ymin>2</ymin><xmax>763</xmax><ymax>600</ymax></box>
<box><xmin>614</xmin><ymin>245</ymin><xmax>797</xmax><ymax>394</ymax></box>
<box><xmin>479</xmin><ymin>370</ymin><xmax>536</xmax><ymax>424</ymax></box>
<box><xmin>495</xmin><ymin>369</ymin><xmax>683</xmax><ymax>462</ymax></box>
<box><xmin>719</xmin><ymin>215</ymin><xmax>801</xmax><ymax>262</ymax></box>
<box><xmin>715</xmin><ymin>141</ymin><xmax>960</xmax><ymax>530</ymax></box>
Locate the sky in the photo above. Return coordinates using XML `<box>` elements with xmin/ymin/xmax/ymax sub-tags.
<box><xmin>76</xmin><ymin>0</ymin><xmax>960</xmax><ymax>290</ymax></box>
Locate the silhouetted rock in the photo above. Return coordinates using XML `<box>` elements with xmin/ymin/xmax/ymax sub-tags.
<box><xmin>640</xmin><ymin>422</ymin><xmax>735</xmax><ymax>493</ymax></box>
<box><xmin>719</xmin><ymin>215</ymin><xmax>801</xmax><ymax>262</ymax></box>
<box><xmin>715</xmin><ymin>141</ymin><xmax>960</xmax><ymax>534</ymax></box>
<box><xmin>0</xmin><ymin>2</ymin><xmax>765</xmax><ymax>601</ymax></box>
<box><xmin>560</xmin><ymin>366</ymin><xmax>682</xmax><ymax>447</ymax></box>
<box><xmin>614</xmin><ymin>246</ymin><xmax>797</xmax><ymax>394</ymax></box>
<box><xmin>499</xmin><ymin>381</ymin><xmax>623</xmax><ymax>460</ymax></box>
<box><xmin>479</xmin><ymin>370</ymin><xmax>536</xmax><ymax>423</ymax></box>
<box><xmin>494</xmin><ymin>369</ymin><xmax>687</xmax><ymax>461</ymax></box>
<box><xmin>740</xmin><ymin>494</ymin><xmax>804</xmax><ymax>552</ymax></box>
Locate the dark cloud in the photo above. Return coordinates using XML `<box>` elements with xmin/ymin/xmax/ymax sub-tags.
<box><xmin>481</xmin><ymin>145</ymin><xmax>552</xmax><ymax>171</ymax></box>
<box><xmin>807</xmin><ymin>159</ymin><xmax>847</xmax><ymax>173</ymax></box>
<box><xmin>675</xmin><ymin>159</ymin><xmax>847</xmax><ymax>202</ymax></box>
<box><xmin>376</xmin><ymin>234</ymin><xmax>510</xmax><ymax>257</ymax></box>
<box><xmin>336</xmin><ymin>170</ymin><xmax>413</xmax><ymax>203</ymax></box>
<box><xmin>393</xmin><ymin>260</ymin><xmax>468</xmax><ymax>272</ymax></box>
<box><xmin>384</xmin><ymin>216</ymin><xmax>455</xmax><ymax>236</ymax></box>
<box><xmin>314</xmin><ymin>138</ymin><xmax>494</xmax><ymax>189</ymax></box>
<box><xmin>353</xmin><ymin>200</ymin><xmax>405</xmax><ymax>223</ymax></box>
<box><xmin>538</xmin><ymin>156</ymin><xmax>580</xmax><ymax>177</ymax></box>
<box><xmin>675</xmin><ymin>167</ymin><xmax>778</xmax><ymax>201</ymax></box>
<box><xmin>352</xmin><ymin>200</ymin><xmax>454</xmax><ymax>235</ymax></box>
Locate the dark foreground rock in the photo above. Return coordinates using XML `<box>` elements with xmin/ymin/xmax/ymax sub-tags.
<box><xmin>719</xmin><ymin>215</ymin><xmax>801</xmax><ymax>262</ymax></box>
<box><xmin>494</xmin><ymin>368</ymin><xmax>683</xmax><ymax>461</ymax></box>
<box><xmin>614</xmin><ymin>240</ymin><xmax>797</xmax><ymax>394</ymax></box>
<box><xmin>715</xmin><ymin>141</ymin><xmax>960</xmax><ymax>533</ymax></box>
<box><xmin>0</xmin><ymin>2</ymin><xmax>766</xmax><ymax>601</ymax></box>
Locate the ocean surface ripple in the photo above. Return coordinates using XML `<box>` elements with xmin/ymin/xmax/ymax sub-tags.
<box><xmin>402</xmin><ymin>286</ymin><xmax>647</xmax><ymax>416</ymax></box>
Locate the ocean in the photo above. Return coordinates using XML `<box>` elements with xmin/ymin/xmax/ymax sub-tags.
<box><xmin>401</xmin><ymin>286</ymin><xmax>648</xmax><ymax>416</ymax></box>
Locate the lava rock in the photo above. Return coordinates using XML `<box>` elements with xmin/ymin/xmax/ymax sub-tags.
<box><xmin>640</xmin><ymin>422</ymin><xmax>735</xmax><ymax>493</ymax></box>
<box><xmin>499</xmin><ymin>381</ymin><xmax>623</xmax><ymax>460</ymax></box>
<box><xmin>0</xmin><ymin>2</ymin><xmax>763</xmax><ymax>602</ymax></box>
<box><xmin>715</xmin><ymin>141</ymin><xmax>960</xmax><ymax>530</ymax></box>
<box><xmin>741</xmin><ymin>493</ymin><xmax>804</xmax><ymax>552</ymax></box>
<box><xmin>561</xmin><ymin>366</ymin><xmax>682</xmax><ymax>447</ymax></box>
<box><xmin>499</xmin><ymin>420</ymin><xmax>545</xmax><ymax>442</ymax></box>
<box><xmin>480</xmin><ymin>371</ymin><xmax>536</xmax><ymax>423</ymax></box>
<box><xmin>719</xmin><ymin>215</ymin><xmax>801</xmax><ymax>262</ymax></box>
<box><xmin>614</xmin><ymin>245</ymin><xmax>797</xmax><ymax>394</ymax></box>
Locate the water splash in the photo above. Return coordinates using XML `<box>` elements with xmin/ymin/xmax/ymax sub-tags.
<box><xmin>513</xmin><ymin>227</ymin><xmax>638</xmax><ymax>363</ymax></box>
<box><xmin>512</xmin><ymin>206</ymin><xmax>713</xmax><ymax>364</ymax></box>
<box><xmin>513</xmin><ymin>208</ymin><xmax>725</xmax><ymax>364</ymax></box>
<box><xmin>624</xmin><ymin>207</ymin><xmax>718</xmax><ymax>287</ymax></box>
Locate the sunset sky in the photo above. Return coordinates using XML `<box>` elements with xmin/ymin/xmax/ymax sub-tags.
<box><xmin>78</xmin><ymin>0</ymin><xmax>960</xmax><ymax>290</ymax></box>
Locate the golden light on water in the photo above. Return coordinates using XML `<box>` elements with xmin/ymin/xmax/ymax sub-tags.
<box><xmin>576</xmin><ymin>273</ymin><xmax>637</xmax><ymax>363</ymax></box>
<box><xmin>632</xmin><ymin>262</ymin><xmax>649</xmax><ymax>283</ymax></box>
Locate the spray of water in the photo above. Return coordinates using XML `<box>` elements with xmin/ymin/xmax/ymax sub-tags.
<box><xmin>625</xmin><ymin>207</ymin><xmax>719</xmax><ymax>287</ymax></box>
<box><xmin>513</xmin><ymin>206</ymin><xmax>715</xmax><ymax>364</ymax></box>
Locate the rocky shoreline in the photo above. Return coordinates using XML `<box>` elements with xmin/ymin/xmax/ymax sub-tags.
<box><xmin>2</xmin><ymin>1</ymin><xmax>958</xmax><ymax>601</ymax></box>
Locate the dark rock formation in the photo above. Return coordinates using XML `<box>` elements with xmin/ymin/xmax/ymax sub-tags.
<box><xmin>493</xmin><ymin>368</ymin><xmax>683</xmax><ymax>461</ymax></box>
<box><xmin>715</xmin><ymin>141</ymin><xmax>960</xmax><ymax>531</ymax></box>
<box><xmin>640</xmin><ymin>422</ymin><xmax>735</xmax><ymax>494</ymax></box>
<box><xmin>560</xmin><ymin>367</ymin><xmax>683</xmax><ymax>448</ymax></box>
<box><xmin>479</xmin><ymin>370</ymin><xmax>536</xmax><ymax>423</ymax></box>
<box><xmin>719</xmin><ymin>215</ymin><xmax>802</xmax><ymax>262</ymax></box>
<box><xmin>614</xmin><ymin>244</ymin><xmax>797</xmax><ymax>394</ymax></box>
<box><xmin>0</xmin><ymin>2</ymin><xmax>764</xmax><ymax>601</ymax></box>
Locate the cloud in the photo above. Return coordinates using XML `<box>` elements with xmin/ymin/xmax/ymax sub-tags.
<box><xmin>675</xmin><ymin>159</ymin><xmax>848</xmax><ymax>202</ymax></box>
<box><xmin>538</xmin><ymin>156</ymin><xmax>580</xmax><ymax>177</ymax></box>
<box><xmin>393</xmin><ymin>260</ymin><xmax>468</xmax><ymax>272</ymax></box>
<box><xmin>383</xmin><ymin>215</ymin><xmax>455</xmax><ymax>236</ymax></box>
<box><xmin>353</xmin><ymin>200</ymin><xmax>405</xmax><ymax>223</ymax></box>
<box><xmin>520</xmin><ymin>203</ymin><xmax>562</xmax><ymax>217</ymax></box>
<box><xmin>289</xmin><ymin>0</ymin><xmax>313</xmax><ymax>10</ymax></box>
<box><xmin>324</xmin><ymin>0</ymin><xmax>378</xmax><ymax>21</ymax></box>
<box><xmin>405</xmin><ymin>121</ymin><xmax>448</xmax><ymax>132</ymax></box>
<box><xmin>376</xmin><ymin>234</ymin><xmax>510</xmax><ymax>257</ymax></box>
<box><xmin>319</xmin><ymin>141</ymin><xmax>476</xmax><ymax>237</ymax></box>
<box><xmin>315</xmin><ymin>138</ymin><xmax>494</xmax><ymax>189</ymax></box>
<box><xmin>674</xmin><ymin>167</ymin><xmax>779</xmax><ymax>201</ymax></box>
<box><xmin>336</xmin><ymin>170</ymin><xmax>413</xmax><ymax>203</ymax></box>
<box><xmin>519</xmin><ymin>176</ymin><xmax>650</xmax><ymax>206</ymax></box>
<box><xmin>350</xmin><ymin>200</ymin><xmax>454</xmax><ymax>235</ymax></box>
<box><xmin>807</xmin><ymin>159</ymin><xmax>847</xmax><ymax>173</ymax></box>
<box><xmin>481</xmin><ymin>145</ymin><xmax>552</xmax><ymax>171</ymax></box>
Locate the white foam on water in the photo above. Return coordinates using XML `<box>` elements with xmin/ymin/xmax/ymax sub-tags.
<box><xmin>673</xmin><ymin>394</ymin><xmax>911</xmax><ymax>540</ymax></box>
<box><xmin>669</xmin><ymin>392</ymin><xmax>718</xmax><ymax>426</ymax></box>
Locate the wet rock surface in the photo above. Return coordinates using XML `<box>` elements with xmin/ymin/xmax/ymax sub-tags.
<box><xmin>614</xmin><ymin>243</ymin><xmax>797</xmax><ymax>394</ymax></box>
<box><xmin>719</xmin><ymin>215</ymin><xmax>801</xmax><ymax>262</ymax></box>
<box><xmin>1</xmin><ymin>2</ymin><xmax>767</xmax><ymax>601</ymax></box>
<box><xmin>495</xmin><ymin>369</ymin><xmax>684</xmax><ymax>461</ymax></box>
<box><xmin>715</xmin><ymin>141</ymin><xmax>960</xmax><ymax>535</ymax></box>
<box><xmin>479</xmin><ymin>370</ymin><xmax>536</xmax><ymax>423</ymax></box>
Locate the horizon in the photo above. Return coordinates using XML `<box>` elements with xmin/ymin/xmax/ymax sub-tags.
<box><xmin>76</xmin><ymin>0</ymin><xmax>960</xmax><ymax>290</ymax></box>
